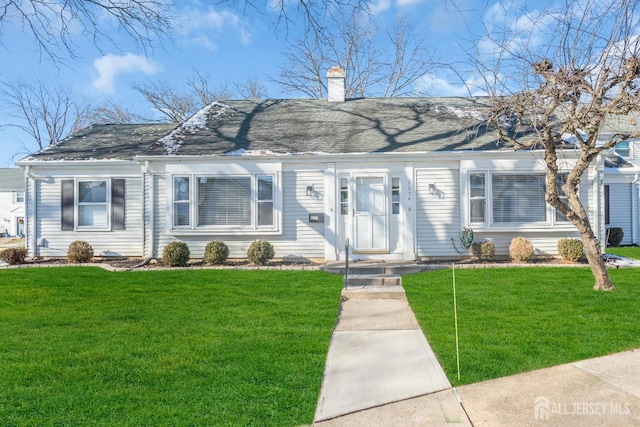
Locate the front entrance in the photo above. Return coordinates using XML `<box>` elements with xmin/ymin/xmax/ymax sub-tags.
<box><xmin>338</xmin><ymin>173</ymin><xmax>389</xmax><ymax>255</ymax></box>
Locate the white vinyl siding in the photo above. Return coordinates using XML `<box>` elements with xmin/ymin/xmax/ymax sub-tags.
<box><xmin>34</xmin><ymin>174</ymin><xmax>144</xmax><ymax>257</ymax></box>
<box><xmin>415</xmin><ymin>168</ymin><xmax>460</xmax><ymax>257</ymax></box>
<box><xmin>607</xmin><ymin>183</ymin><xmax>633</xmax><ymax>245</ymax></box>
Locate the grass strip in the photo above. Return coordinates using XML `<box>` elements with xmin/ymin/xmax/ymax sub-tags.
<box><xmin>404</xmin><ymin>267</ymin><xmax>640</xmax><ymax>386</ymax></box>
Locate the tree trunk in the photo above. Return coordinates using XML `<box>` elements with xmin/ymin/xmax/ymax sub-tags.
<box><xmin>580</xmin><ymin>227</ymin><xmax>615</xmax><ymax>291</ymax></box>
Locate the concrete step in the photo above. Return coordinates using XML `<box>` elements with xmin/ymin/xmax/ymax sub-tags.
<box><xmin>342</xmin><ymin>284</ymin><xmax>406</xmax><ymax>299</ymax></box>
<box><xmin>325</xmin><ymin>261</ymin><xmax>422</xmax><ymax>276</ymax></box>
<box><xmin>345</xmin><ymin>274</ymin><xmax>402</xmax><ymax>287</ymax></box>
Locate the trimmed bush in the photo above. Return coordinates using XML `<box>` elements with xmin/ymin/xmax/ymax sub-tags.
<box><xmin>204</xmin><ymin>241</ymin><xmax>229</xmax><ymax>265</ymax></box>
<box><xmin>509</xmin><ymin>237</ymin><xmax>535</xmax><ymax>263</ymax></box>
<box><xmin>247</xmin><ymin>240</ymin><xmax>275</xmax><ymax>265</ymax></box>
<box><xmin>607</xmin><ymin>227</ymin><xmax>624</xmax><ymax>247</ymax></box>
<box><xmin>162</xmin><ymin>241</ymin><xmax>190</xmax><ymax>267</ymax></box>
<box><xmin>0</xmin><ymin>247</ymin><xmax>27</xmax><ymax>265</ymax></box>
<box><xmin>471</xmin><ymin>240</ymin><xmax>495</xmax><ymax>261</ymax></box>
<box><xmin>67</xmin><ymin>240</ymin><xmax>94</xmax><ymax>263</ymax></box>
<box><xmin>557</xmin><ymin>238</ymin><xmax>584</xmax><ymax>262</ymax></box>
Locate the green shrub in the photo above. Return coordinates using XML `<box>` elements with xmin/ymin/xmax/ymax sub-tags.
<box><xmin>509</xmin><ymin>237</ymin><xmax>535</xmax><ymax>262</ymax></box>
<box><xmin>0</xmin><ymin>247</ymin><xmax>27</xmax><ymax>265</ymax></box>
<box><xmin>557</xmin><ymin>238</ymin><xmax>584</xmax><ymax>262</ymax></box>
<box><xmin>471</xmin><ymin>240</ymin><xmax>495</xmax><ymax>261</ymax></box>
<box><xmin>247</xmin><ymin>240</ymin><xmax>275</xmax><ymax>265</ymax></box>
<box><xmin>162</xmin><ymin>241</ymin><xmax>190</xmax><ymax>267</ymax></box>
<box><xmin>204</xmin><ymin>241</ymin><xmax>229</xmax><ymax>264</ymax></box>
<box><xmin>67</xmin><ymin>241</ymin><xmax>94</xmax><ymax>263</ymax></box>
<box><xmin>607</xmin><ymin>227</ymin><xmax>624</xmax><ymax>247</ymax></box>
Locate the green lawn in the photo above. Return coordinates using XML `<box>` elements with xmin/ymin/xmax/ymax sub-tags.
<box><xmin>404</xmin><ymin>267</ymin><xmax>640</xmax><ymax>386</ymax></box>
<box><xmin>0</xmin><ymin>268</ymin><xmax>342</xmax><ymax>426</ymax></box>
<box><xmin>606</xmin><ymin>246</ymin><xmax>640</xmax><ymax>259</ymax></box>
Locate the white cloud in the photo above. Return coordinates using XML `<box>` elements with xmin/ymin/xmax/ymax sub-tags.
<box><xmin>397</xmin><ymin>0</ymin><xmax>427</xmax><ymax>6</ymax></box>
<box><xmin>177</xmin><ymin>6</ymin><xmax>252</xmax><ymax>50</ymax></box>
<box><xmin>92</xmin><ymin>53</ymin><xmax>158</xmax><ymax>93</ymax></box>
<box><xmin>370</xmin><ymin>0</ymin><xmax>391</xmax><ymax>14</ymax></box>
<box><xmin>417</xmin><ymin>73</ymin><xmax>489</xmax><ymax>97</ymax></box>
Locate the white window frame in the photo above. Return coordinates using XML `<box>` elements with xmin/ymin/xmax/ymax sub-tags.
<box><xmin>76</xmin><ymin>179</ymin><xmax>110</xmax><ymax>230</ymax></box>
<box><xmin>465</xmin><ymin>171</ymin><xmax>574</xmax><ymax>229</ymax></box>
<box><xmin>14</xmin><ymin>191</ymin><xmax>25</xmax><ymax>203</ymax></box>
<box><xmin>168</xmin><ymin>171</ymin><xmax>282</xmax><ymax>235</ymax></box>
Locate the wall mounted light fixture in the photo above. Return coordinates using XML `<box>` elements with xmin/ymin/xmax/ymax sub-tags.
<box><xmin>428</xmin><ymin>183</ymin><xmax>436</xmax><ymax>195</ymax></box>
<box><xmin>306</xmin><ymin>185</ymin><xmax>314</xmax><ymax>197</ymax></box>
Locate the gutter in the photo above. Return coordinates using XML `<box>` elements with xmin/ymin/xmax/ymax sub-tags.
<box><xmin>23</xmin><ymin>166</ymin><xmax>37</xmax><ymax>257</ymax></box>
<box><xmin>142</xmin><ymin>161</ymin><xmax>159</xmax><ymax>259</ymax></box>
<box><xmin>633</xmin><ymin>174</ymin><xmax>640</xmax><ymax>245</ymax></box>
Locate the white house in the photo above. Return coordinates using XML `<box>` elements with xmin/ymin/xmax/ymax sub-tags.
<box><xmin>0</xmin><ymin>168</ymin><xmax>25</xmax><ymax>238</ymax></box>
<box><xmin>17</xmin><ymin>71</ymin><xmax>602</xmax><ymax>261</ymax></box>
<box><xmin>603</xmin><ymin>138</ymin><xmax>640</xmax><ymax>246</ymax></box>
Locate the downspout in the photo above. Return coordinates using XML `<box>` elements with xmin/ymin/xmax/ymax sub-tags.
<box><xmin>143</xmin><ymin>161</ymin><xmax>156</xmax><ymax>259</ymax></box>
<box><xmin>633</xmin><ymin>174</ymin><xmax>639</xmax><ymax>245</ymax></box>
<box><xmin>594</xmin><ymin>157</ymin><xmax>604</xmax><ymax>252</ymax></box>
<box><xmin>24</xmin><ymin>166</ymin><xmax>37</xmax><ymax>257</ymax></box>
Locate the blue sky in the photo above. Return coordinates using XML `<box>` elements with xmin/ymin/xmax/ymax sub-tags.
<box><xmin>0</xmin><ymin>0</ymin><xmax>572</xmax><ymax>165</ymax></box>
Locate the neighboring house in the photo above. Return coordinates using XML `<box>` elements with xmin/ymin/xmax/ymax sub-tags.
<box><xmin>0</xmin><ymin>168</ymin><xmax>25</xmax><ymax>238</ymax></box>
<box><xmin>602</xmin><ymin>133</ymin><xmax>640</xmax><ymax>246</ymax></box>
<box><xmin>17</xmin><ymin>70</ymin><xmax>602</xmax><ymax>261</ymax></box>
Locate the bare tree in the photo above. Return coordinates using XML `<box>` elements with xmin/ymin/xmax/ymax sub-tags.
<box><xmin>479</xmin><ymin>0</ymin><xmax>640</xmax><ymax>290</ymax></box>
<box><xmin>0</xmin><ymin>79</ymin><xmax>85</xmax><ymax>151</ymax></box>
<box><xmin>273</xmin><ymin>11</ymin><xmax>434</xmax><ymax>98</ymax></box>
<box><xmin>133</xmin><ymin>71</ymin><xmax>235</xmax><ymax>122</ymax></box>
<box><xmin>234</xmin><ymin>77</ymin><xmax>269</xmax><ymax>99</ymax></box>
<box><xmin>0</xmin><ymin>0</ymin><xmax>174</xmax><ymax>62</ymax></box>
<box><xmin>80</xmin><ymin>98</ymin><xmax>152</xmax><ymax>127</ymax></box>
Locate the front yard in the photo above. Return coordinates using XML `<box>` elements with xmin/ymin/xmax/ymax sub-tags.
<box><xmin>404</xmin><ymin>267</ymin><xmax>640</xmax><ymax>386</ymax></box>
<box><xmin>0</xmin><ymin>268</ymin><xmax>342</xmax><ymax>426</ymax></box>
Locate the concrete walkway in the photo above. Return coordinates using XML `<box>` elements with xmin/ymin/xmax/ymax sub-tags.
<box><xmin>313</xmin><ymin>275</ymin><xmax>640</xmax><ymax>426</ymax></box>
<box><xmin>313</xmin><ymin>288</ymin><xmax>472</xmax><ymax>426</ymax></box>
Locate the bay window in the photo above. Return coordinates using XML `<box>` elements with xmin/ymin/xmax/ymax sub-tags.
<box><xmin>467</xmin><ymin>172</ymin><xmax>572</xmax><ymax>227</ymax></box>
<box><xmin>171</xmin><ymin>173</ymin><xmax>278</xmax><ymax>231</ymax></box>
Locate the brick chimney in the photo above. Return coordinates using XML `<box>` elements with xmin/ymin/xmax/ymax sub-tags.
<box><xmin>327</xmin><ymin>66</ymin><xmax>345</xmax><ymax>102</ymax></box>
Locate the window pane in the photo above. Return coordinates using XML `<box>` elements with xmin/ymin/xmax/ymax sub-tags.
<box><xmin>470</xmin><ymin>199</ymin><xmax>486</xmax><ymax>223</ymax></box>
<box><xmin>470</xmin><ymin>174</ymin><xmax>485</xmax><ymax>197</ymax></box>
<box><xmin>174</xmin><ymin>203</ymin><xmax>190</xmax><ymax>226</ymax></box>
<box><xmin>492</xmin><ymin>174</ymin><xmax>546</xmax><ymax>223</ymax></box>
<box><xmin>79</xmin><ymin>181</ymin><xmax>106</xmax><ymax>203</ymax></box>
<box><xmin>556</xmin><ymin>173</ymin><xmax>569</xmax><ymax>222</ymax></box>
<box><xmin>198</xmin><ymin>177</ymin><xmax>251</xmax><ymax>226</ymax></box>
<box><xmin>258</xmin><ymin>201</ymin><xmax>274</xmax><ymax>226</ymax></box>
<box><xmin>469</xmin><ymin>173</ymin><xmax>486</xmax><ymax>223</ymax></box>
<box><xmin>79</xmin><ymin>205</ymin><xmax>107</xmax><ymax>227</ymax></box>
<box><xmin>174</xmin><ymin>176</ymin><xmax>189</xmax><ymax>201</ymax></box>
<box><xmin>258</xmin><ymin>176</ymin><xmax>273</xmax><ymax>201</ymax></box>
<box><xmin>615</xmin><ymin>141</ymin><xmax>630</xmax><ymax>157</ymax></box>
<box><xmin>340</xmin><ymin>178</ymin><xmax>349</xmax><ymax>215</ymax></box>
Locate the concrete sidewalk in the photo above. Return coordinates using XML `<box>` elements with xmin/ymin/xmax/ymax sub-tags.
<box><xmin>457</xmin><ymin>349</ymin><xmax>640</xmax><ymax>426</ymax></box>
<box><xmin>312</xmin><ymin>280</ymin><xmax>640</xmax><ymax>426</ymax></box>
<box><xmin>313</xmin><ymin>292</ymin><xmax>471</xmax><ymax>426</ymax></box>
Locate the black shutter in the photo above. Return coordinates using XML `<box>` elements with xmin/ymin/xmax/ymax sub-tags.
<box><xmin>111</xmin><ymin>179</ymin><xmax>126</xmax><ymax>230</ymax></box>
<box><xmin>61</xmin><ymin>180</ymin><xmax>74</xmax><ymax>231</ymax></box>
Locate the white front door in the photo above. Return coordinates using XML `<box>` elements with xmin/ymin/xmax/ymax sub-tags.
<box><xmin>338</xmin><ymin>173</ymin><xmax>389</xmax><ymax>255</ymax></box>
<box><xmin>354</xmin><ymin>176</ymin><xmax>387</xmax><ymax>252</ymax></box>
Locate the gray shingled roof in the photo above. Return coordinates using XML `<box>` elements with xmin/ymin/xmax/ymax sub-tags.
<box><xmin>0</xmin><ymin>168</ymin><xmax>25</xmax><ymax>191</ymax></box>
<box><xmin>24</xmin><ymin>123</ymin><xmax>178</xmax><ymax>161</ymax></box>
<box><xmin>24</xmin><ymin>97</ymin><xmax>512</xmax><ymax>161</ymax></box>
